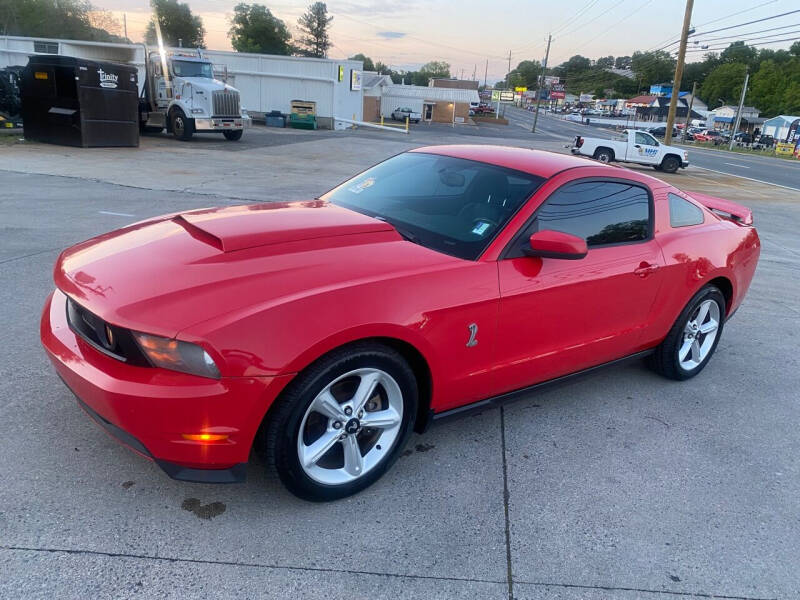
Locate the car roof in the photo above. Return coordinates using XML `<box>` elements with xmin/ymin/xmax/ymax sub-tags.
<box><xmin>410</xmin><ymin>145</ymin><xmax>612</xmax><ymax>179</ymax></box>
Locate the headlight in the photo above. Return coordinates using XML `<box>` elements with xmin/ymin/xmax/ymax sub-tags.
<box><xmin>133</xmin><ymin>332</ymin><xmax>220</xmax><ymax>379</ymax></box>
<box><xmin>191</xmin><ymin>108</ymin><xmax>204</xmax><ymax>114</ymax></box>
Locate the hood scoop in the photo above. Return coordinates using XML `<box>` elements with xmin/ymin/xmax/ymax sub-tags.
<box><xmin>172</xmin><ymin>202</ymin><xmax>394</xmax><ymax>253</ymax></box>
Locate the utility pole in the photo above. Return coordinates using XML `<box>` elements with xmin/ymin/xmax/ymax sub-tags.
<box><xmin>484</xmin><ymin>59</ymin><xmax>488</xmax><ymax>88</ymax></box>
<box><xmin>729</xmin><ymin>69</ymin><xmax>750</xmax><ymax>151</ymax></box>
<box><xmin>681</xmin><ymin>80</ymin><xmax>696</xmax><ymax>142</ymax></box>
<box><xmin>506</xmin><ymin>50</ymin><xmax>511</xmax><ymax>89</ymax></box>
<box><xmin>665</xmin><ymin>0</ymin><xmax>693</xmax><ymax>146</ymax></box>
<box><xmin>531</xmin><ymin>33</ymin><xmax>552</xmax><ymax>134</ymax></box>
<box><xmin>123</xmin><ymin>13</ymin><xmax>128</xmax><ymax>40</ymax></box>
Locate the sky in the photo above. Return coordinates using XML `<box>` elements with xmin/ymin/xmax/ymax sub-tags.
<box><xmin>100</xmin><ymin>0</ymin><xmax>800</xmax><ymax>83</ymax></box>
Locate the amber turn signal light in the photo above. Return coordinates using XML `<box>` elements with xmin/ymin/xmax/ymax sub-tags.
<box><xmin>181</xmin><ymin>433</ymin><xmax>229</xmax><ymax>442</ymax></box>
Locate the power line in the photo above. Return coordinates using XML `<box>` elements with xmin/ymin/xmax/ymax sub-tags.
<box><xmin>686</xmin><ymin>36</ymin><xmax>800</xmax><ymax>53</ymax></box>
<box><xmin>550</xmin><ymin>0</ymin><xmax>602</xmax><ymax>37</ymax></box>
<box><xmin>691</xmin><ymin>8</ymin><xmax>800</xmax><ymax>38</ymax></box>
<box><xmin>691</xmin><ymin>21</ymin><xmax>800</xmax><ymax>44</ymax></box>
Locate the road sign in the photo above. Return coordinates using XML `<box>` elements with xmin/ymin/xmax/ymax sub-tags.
<box><xmin>579</xmin><ymin>93</ymin><xmax>593</xmax><ymax>102</ymax></box>
<box><xmin>491</xmin><ymin>90</ymin><xmax>500</xmax><ymax>101</ymax></box>
<box><xmin>500</xmin><ymin>91</ymin><xmax>514</xmax><ymax>102</ymax></box>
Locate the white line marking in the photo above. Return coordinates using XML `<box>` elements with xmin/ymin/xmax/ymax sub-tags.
<box><xmin>724</xmin><ymin>162</ymin><xmax>750</xmax><ymax>168</ymax></box>
<box><xmin>98</xmin><ymin>211</ymin><xmax>135</xmax><ymax>217</ymax></box>
<box><xmin>692</xmin><ymin>166</ymin><xmax>800</xmax><ymax>192</ymax></box>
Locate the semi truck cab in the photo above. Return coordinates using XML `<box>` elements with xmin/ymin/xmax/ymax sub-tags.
<box><xmin>140</xmin><ymin>50</ymin><xmax>249</xmax><ymax>141</ymax></box>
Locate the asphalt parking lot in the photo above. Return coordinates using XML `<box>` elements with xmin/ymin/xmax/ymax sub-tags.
<box><xmin>1</xmin><ymin>124</ymin><xmax>799</xmax><ymax>599</ymax></box>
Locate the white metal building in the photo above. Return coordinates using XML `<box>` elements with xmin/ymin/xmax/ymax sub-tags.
<box><xmin>378</xmin><ymin>84</ymin><xmax>479</xmax><ymax>123</ymax></box>
<box><xmin>0</xmin><ymin>35</ymin><xmax>363</xmax><ymax>128</ymax></box>
<box><xmin>762</xmin><ymin>115</ymin><xmax>800</xmax><ymax>141</ymax></box>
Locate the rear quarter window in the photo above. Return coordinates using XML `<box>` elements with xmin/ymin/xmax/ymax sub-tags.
<box><xmin>669</xmin><ymin>193</ymin><xmax>704</xmax><ymax>227</ymax></box>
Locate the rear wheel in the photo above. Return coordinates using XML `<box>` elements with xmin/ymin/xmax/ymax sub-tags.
<box><xmin>661</xmin><ymin>155</ymin><xmax>680</xmax><ymax>173</ymax></box>
<box><xmin>650</xmin><ymin>285</ymin><xmax>726</xmax><ymax>380</ymax></box>
<box><xmin>263</xmin><ymin>343</ymin><xmax>418</xmax><ymax>501</ymax></box>
<box><xmin>594</xmin><ymin>148</ymin><xmax>613</xmax><ymax>163</ymax></box>
<box><xmin>223</xmin><ymin>129</ymin><xmax>243</xmax><ymax>141</ymax></box>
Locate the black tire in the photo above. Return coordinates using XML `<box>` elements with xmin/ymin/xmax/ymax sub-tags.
<box><xmin>223</xmin><ymin>129</ymin><xmax>243</xmax><ymax>141</ymax></box>
<box><xmin>661</xmin><ymin>155</ymin><xmax>680</xmax><ymax>173</ymax></box>
<box><xmin>652</xmin><ymin>165</ymin><xmax>663</xmax><ymax>171</ymax></box>
<box><xmin>594</xmin><ymin>147</ymin><xmax>613</xmax><ymax>163</ymax></box>
<box><xmin>650</xmin><ymin>285</ymin><xmax>726</xmax><ymax>381</ymax></box>
<box><xmin>171</xmin><ymin>109</ymin><xmax>194</xmax><ymax>141</ymax></box>
<box><xmin>262</xmin><ymin>342</ymin><xmax>418</xmax><ymax>501</ymax></box>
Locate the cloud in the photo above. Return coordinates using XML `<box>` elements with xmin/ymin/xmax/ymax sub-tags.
<box><xmin>334</xmin><ymin>1</ymin><xmax>418</xmax><ymax>17</ymax></box>
<box><xmin>377</xmin><ymin>31</ymin><xmax>406</xmax><ymax>39</ymax></box>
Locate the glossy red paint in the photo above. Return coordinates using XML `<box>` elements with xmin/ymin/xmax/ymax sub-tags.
<box><xmin>40</xmin><ymin>147</ymin><xmax>760</xmax><ymax>478</ymax></box>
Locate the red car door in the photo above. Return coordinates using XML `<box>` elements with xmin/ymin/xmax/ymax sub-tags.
<box><xmin>492</xmin><ymin>177</ymin><xmax>665</xmax><ymax>395</ymax></box>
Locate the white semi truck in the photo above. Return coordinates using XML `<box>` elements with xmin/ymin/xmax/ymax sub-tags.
<box><xmin>139</xmin><ymin>48</ymin><xmax>248</xmax><ymax>141</ymax></box>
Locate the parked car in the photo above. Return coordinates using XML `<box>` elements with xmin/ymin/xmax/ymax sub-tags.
<box><xmin>41</xmin><ymin>146</ymin><xmax>760</xmax><ymax>501</ymax></box>
<box><xmin>753</xmin><ymin>134</ymin><xmax>774</xmax><ymax>149</ymax></box>
<box><xmin>694</xmin><ymin>130</ymin><xmax>727</xmax><ymax>144</ymax></box>
<box><xmin>648</xmin><ymin>126</ymin><xmax>678</xmax><ymax>138</ymax></box>
<box><xmin>733</xmin><ymin>132</ymin><xmax>753</xmax><ymax>144</ymax></box>
<box><xmin>391</xmin><ymin>107</ymin><xmax>421</xmax><ymax>123</ymax></box>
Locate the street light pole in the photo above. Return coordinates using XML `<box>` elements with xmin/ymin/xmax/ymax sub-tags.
<box><xmin>665</xmin><ymin>0</ymin><xmax>694</xmax><ymax>146</ymax></box>
<box><xmin>531</xmin><ymin>33</ymin><xmax>552</xmax><ymax>134</ymax></box>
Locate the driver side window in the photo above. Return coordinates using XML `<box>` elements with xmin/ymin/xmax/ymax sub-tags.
<box><xmin>635</xmin><ymin>132</ymin><xmax>657</xmax><ymax>146</ymax></box>
<box><xmin>507</xmin><ymin>179</ymin><xmax>652</xmax><ymax>258</ymax></box>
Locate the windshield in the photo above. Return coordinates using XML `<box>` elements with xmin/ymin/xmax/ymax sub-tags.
<box><xmin>171</xmin><ymin>60</ymin><xmax>213</xmax><ymax>78</ymax></box>
<box><xmin>322</xmin><ymin>152</ymin><xmax>545</xmax><ymax>260</ymax></box>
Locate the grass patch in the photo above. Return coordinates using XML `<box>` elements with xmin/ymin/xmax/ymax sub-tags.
<box><xmin>683</xmin><ymin>141</ymin><xmax>798</xmax><ymax>160</ymax></box>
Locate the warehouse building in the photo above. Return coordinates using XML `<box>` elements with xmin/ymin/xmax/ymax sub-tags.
<box><xmin>378</xmin><ymin>84</ymin><xmax>479</xmax><ymax>124</ymax></box>
<box><xmin>0</xmin><ymin>35</ymin><xmax>363</xmax><ymax>128</ymax></box>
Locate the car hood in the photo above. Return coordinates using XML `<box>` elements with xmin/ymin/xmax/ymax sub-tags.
<box><xmin>54</xmin><ymin>201</ymin><xmax>455</xmax><ymax>338</ymax></box>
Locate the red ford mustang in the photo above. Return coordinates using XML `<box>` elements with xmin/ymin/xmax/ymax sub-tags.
<box><xmin>41</xmin><ymin>146</ymin><xmax>760</xmax><ymax>501</ymax></box>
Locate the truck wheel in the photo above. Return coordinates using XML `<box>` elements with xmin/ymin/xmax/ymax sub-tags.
<box><xmin>223</xmin><ymin>129</ymin><xmax>243</xmax><ymax>141</ymax></box>
<box><xmin>661</xmin><ymin>155</ymin><xmax>680</xmax><ymax>173</ymax></box>
<box><xmin>593</xmin><ymin>148</ymin><xmax>613</xmax><ymax>163</ymax></box>
<box><xmin>171</xmin><ymin>109</ymin><xmax>194</xmax><ymax>141</ymax></box>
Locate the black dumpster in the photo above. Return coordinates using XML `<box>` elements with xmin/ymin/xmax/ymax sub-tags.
<box><xmin>20</xmin><ymin>56</ymin><xmax>139</xmax><ymax>147</ymax></box>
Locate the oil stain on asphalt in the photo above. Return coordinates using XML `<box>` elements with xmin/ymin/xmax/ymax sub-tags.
<box><xmin>181</xmin><ymin>498</ymin><xmax>227</xmax><ymax>520</ymax></box>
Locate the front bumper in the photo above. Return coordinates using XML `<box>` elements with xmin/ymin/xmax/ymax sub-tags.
<box><xmin>194</xmin><ymin>115</ymin><xmax>251</xmax><ymax>131</ymax></box>
<box><xmin>40</xmin><ymin>290</ymin><xmax>291</xmax><ymax>483</ymax></box>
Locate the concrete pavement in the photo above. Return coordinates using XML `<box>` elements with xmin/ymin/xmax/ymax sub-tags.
<box><xmin>1</xmin><ymin>126</ymin><xmax>799</xmax><ymax>599</ymax></box>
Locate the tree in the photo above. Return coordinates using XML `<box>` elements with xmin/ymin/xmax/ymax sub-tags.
<box><xmin>700</xmin><ymin>62</ymin><xmax>747</xmax><ymax>107</ymax></box>
<box><xmin>229</xmin><ymin>3</ymin><xmax>291</xmax><ymax>55</ymax></box>
<box><xmin>596</xmin><ymin>55</ymin><xmax>615</xmax><ymax>69</ymax></box>
<box><xmin>631</xmin><ymin>50</ymin><xmax>675</xmax><ymax>87</ymax></box>
<box><xmin>349</xmin><ymin>53</ymin><xmax>374</xmax><ymax>71</ymax></box>
<box><xmin>146</xmin><ymin>0</ymin><xmax>205</xmax><ymax>48</ymax></box>
<box><xmin>791</xmin><ymin>41</ymin><xmax>800</xmax><ymax>57</ymax></box>
<box><xmin>296</xmin><ymin>2</ymin><xmax>332</xmax><ymax>58</ymax></box>
<box><xmin>720</xmin><ymin>41</ymin><xmax>758</xmax><ymax>67</ymax></box>
<box><xmin>615</xmin><ymin>56</ymin><xmax>632</xmax><ymax>69</ymax></box>
<box><xmin>562</xmin><ymin>55</ymin><xmax>592</xmax><ymax>75</ymax></box>
<box><xmin>0</xmin><ymin>0</ymin><xmax>127</xmax><ymax>42</ymax></box>
<box><xmin>374</xmin><ymin>61</ymin><xmax>389</xmax><ymax>74</ymax></box>
<box><xmin>512</xmin><ymin>59</ymin><xmax>541</xmax><ymax>88</ymax></box>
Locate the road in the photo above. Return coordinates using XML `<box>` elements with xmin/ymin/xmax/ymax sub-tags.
<box><xmin>505</xmin><ymin>106</ymin><xmax>800</xmax><ymax>191</ymax></box>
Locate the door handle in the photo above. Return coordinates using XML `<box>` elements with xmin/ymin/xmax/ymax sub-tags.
<box><xmin>634</xmin><ymin>262</ymin><xmax>659</xmax><ymax>277</ymax></box>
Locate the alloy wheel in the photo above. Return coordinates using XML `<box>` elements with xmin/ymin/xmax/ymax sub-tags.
<box><xmin>678</xmin><ymin>299</ymin><xmax>720</xmax><ymax>371</ymax></box>
<box><xmin>297</xmin><ymin>368</ymin><xmax>403</xmax><ymax>485</ymax></box>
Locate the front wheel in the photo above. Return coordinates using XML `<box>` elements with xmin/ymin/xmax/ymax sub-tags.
<box><xmin>171</xmin><ymin>109</ymin><xmax>194</xmax><ymax>141</ymax></box>
<box><xmin>223</xmin><ymin>129</ymin><xmax>243</xmax><ymax>141</ymax></box>
<box><xmin>263</xmin><ymin>343</ymin><xmax>418</xmax><ymax>501</ymax></box>
<box><xmin>650</xmin><ymin>285</ymin><xmax>726</xmax><ymax>380</ymax></box>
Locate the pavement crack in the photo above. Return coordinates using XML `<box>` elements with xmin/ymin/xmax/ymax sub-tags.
<box><xmin>500</xmin><ymin>406</ymin><xmax>514</xmax><ymax>600</ymax></box>
<box><xmin>514</xmin><ymin>579</ymin><xmax>776</xmax><ymax>600</ymax></box>
<box><xmin>0</xmin><ymin>544</ymin><xmax>504</xmax><ymax>587</ymax></box>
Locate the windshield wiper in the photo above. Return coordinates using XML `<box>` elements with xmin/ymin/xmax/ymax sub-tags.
<box><xmin>374</xmin><ymin>216</ymin><xmax>421</xmax><ymax>245</ymax></box>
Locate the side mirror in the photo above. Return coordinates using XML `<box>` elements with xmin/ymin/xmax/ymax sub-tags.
<box><xmin>524</xmin><ymin>230</ymin><xmax>588</xmax><ymax>260</ymax></box>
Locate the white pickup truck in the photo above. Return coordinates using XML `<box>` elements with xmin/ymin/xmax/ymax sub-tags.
<box><xmin>571</xmin><ymin>129</ymin><xmax>689</xmax><ymax>173</ymax></box>
<box><xmin>391</xmin><ymin>107</ymin><xmax>421</xmax><ymax>123</ymax></box>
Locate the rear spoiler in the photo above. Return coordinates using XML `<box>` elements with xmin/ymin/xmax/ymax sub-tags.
<box><xmin>689</xmin><ymin>192</ymin><xmax>753</xmax><ymax>226</ymax></box>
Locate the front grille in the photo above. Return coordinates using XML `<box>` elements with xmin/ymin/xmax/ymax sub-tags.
<box><xmin>65</xmin><ymin>296</ymin><xmax>149</xmax><ymax>366</ymax></box>
<box><xmin>212</xmin><ymin>90</ymin><xmax>240</xmax><ymax>117</ymax></box>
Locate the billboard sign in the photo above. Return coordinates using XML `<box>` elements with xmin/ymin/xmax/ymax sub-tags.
<box><xmin>551</xmin><ymin>83</ymin><xmax>565</xmax><ymax>92</ymax></box>
<box><xmin>500</xmin><ymin>91</ymin><xmax>514</xmax><ymax>102</ymax></box>
<box><xmin>544</xmin><ymin>76</ymin><xmax>560</xmax><ymax>86</ymax></box>
<box><xmin>491</xmin><ymin>90</ymin><xmax>500</xmax><ymax>101</ymax></box>
<box><xmin>350</xmin><ymin>69</ymin><xmax>362</xmax><ymax>90</ymax></box>
<box><xmin>579</xmin><ymin>93</ymin><xmax>593</xmax><ymax>102</ymax></box>
<box><xmin>550</xmin><ymin>90</ymin><xmax>566</xmax><ymax>99</ymax></box>
<box><xmin>514</xmin><ymin>86</ymin><xmax>527</xmax><ymax>92</ymax></box>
